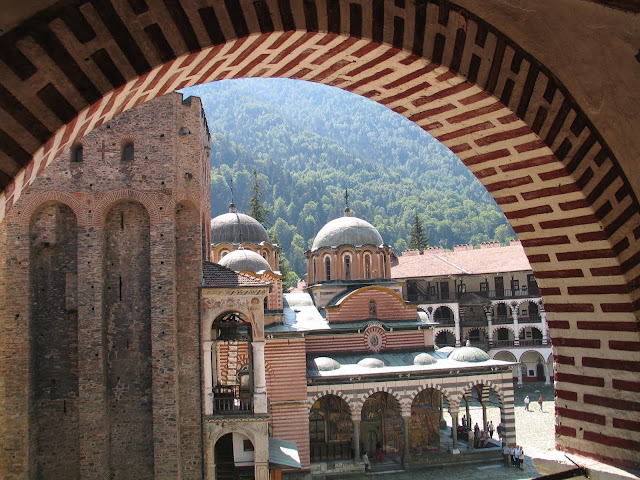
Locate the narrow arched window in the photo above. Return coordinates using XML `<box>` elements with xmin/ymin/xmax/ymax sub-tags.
<box><xmin>364</xmin><ymin>254</ymin><xmax>372</xmax><ymax>279</ymax></box>
<box><xmin>381</xmin><ymin>253</ymin><xmax>386</xmax><ymax>278</ymax></box>
<box><xmin>71</xmin><ymin>144</ymin><xmax>83</xmax><ymax>163</ymax></box>
<box><xmin>344</xmin><ymin>256</ymin><xmax>351</xmax><ymax>280</ymax></box>
<box><xmin>122</xmin><ymin>142</ymin><xmax>134</xmax><ymax>161</ymax></box>
<box><xmin>313</xmin><ymin>260</ymin><xmax>317</xmax><ymax>283</ymax></box>
<box><xmin>325</xmin><ymin>257</ymin><xmax>331</xmax><ymax>281</ymax></box>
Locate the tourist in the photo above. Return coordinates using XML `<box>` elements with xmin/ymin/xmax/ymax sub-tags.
<box><xmin>519</xmin><ymin>446</ymin><xmax>525</xmax><ymax>470</ymax></box>
<box><xmin>474</xmin><ymin>422</ymin><xmax>480</xmax><ymax>447</ymax></box>
<box><xmin>512</xmin><ymin>445</ymin><xmax>521</xmax><ymax>468</ymax></box>
<box><xmin>478</xmin><ymin>430</ymin><xmax>490</xmax><ymax>448</ymax></box>
<box><xmin>524</xmin><ymin>395</ymin><xmax>530</xmax><ymax>411</ymax></box>
<box><xmin>363</xmin><ymin>451</ymin><xmax>370</xmax><ymax>473</ymax></box>
<box><xmin>538</xmin><ymin>395</ymin><xmax>543</xmax><ymax>411</ymax></box>
<box><xmin>488</xmin><ymin>420</ymin><xmax>494</xmax><ymax>438</ymax></box>
<box><xmin>496</xmin><ymin>422</ymin><xmax>502</xmax><ymax>439</ymax></box>
<box><xmin>503</xmin><ymin>443</ymin><xmax>511</xmax><ymax>467</ymax></box>
<box><xmin>462</xmin><ymin>414</ymin><xmax>466</xmax><ymax>429</ymax></box>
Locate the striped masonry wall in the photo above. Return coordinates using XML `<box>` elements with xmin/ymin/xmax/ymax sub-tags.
<box><xmin>265</xmin><ymin>338</ymin><xmax>310</xmax><ymax>469</ymax></box>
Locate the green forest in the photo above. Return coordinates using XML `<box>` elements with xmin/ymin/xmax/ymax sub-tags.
<box><xmin>181</xmin><ymin>79</ymin><xmax>515</xmax><ymax>282</ymax></box>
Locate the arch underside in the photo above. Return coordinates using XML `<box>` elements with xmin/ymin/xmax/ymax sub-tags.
<box><xmin>0</xmin><ymin>0</ymin><xmax>638</xmax><ymax>467</ymax></box>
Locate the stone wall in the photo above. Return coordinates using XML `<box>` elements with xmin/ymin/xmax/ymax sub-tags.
<box><xmin>0</xmin><ymin>92</ymin><xmax>210</xmax><ymax>479</ymax></box>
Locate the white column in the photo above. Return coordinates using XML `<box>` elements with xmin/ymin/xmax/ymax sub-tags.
<box><xmin>517</xmin><ymin>364</ymin><xmax>523</xmax><ymax>385</ymax></box>
<box><xmin>204</xmin><ymin>341</ymin><xmax>214</xmax><ymax>415</ymax></box>
<box><xmin>540</xmin><ymin>306</ymin><xmax>548</xmax><ymax>344</ymax></box>
<box><xmin>454</xmin><ymin>315</ymin><xmax>461</xmax><ymax>347</ymax></box>
<box><xmin>511</xmin><ymin>303</ymin><xmax>520</xmax><ymax>346</ymax></box>
<box><xmin>252</xmin><ymin>341</ymin><xmax>268</xmax><ymax>414</ymax></box>
<box><xmin>485</xmin><ymin>306</ymin><xmax>493</xmax><ymax>348</ymax></box>
<box><xmin>544</xmin><ymin>361</ymin><xmax>551</xmax><ymax>385</ymax></box>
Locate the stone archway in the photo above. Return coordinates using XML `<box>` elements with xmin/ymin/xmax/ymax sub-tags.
<box><xmin>1</xmin><ymin>0</ymin><xmax>639</xmax><ymax>470</ymax></box>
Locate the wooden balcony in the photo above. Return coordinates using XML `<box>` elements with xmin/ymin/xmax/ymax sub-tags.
<box><xmin>212</xmin><ymin>385</ymin><xmax>253</xmax><ymax>414</ymax></box>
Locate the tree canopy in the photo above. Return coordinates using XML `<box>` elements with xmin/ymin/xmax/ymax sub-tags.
<box><xmin>181</xmin><ymin>78</ymin><xmax>516</xmax><ymax>278</ymax></box>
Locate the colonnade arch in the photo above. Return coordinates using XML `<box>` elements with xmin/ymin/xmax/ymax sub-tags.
<box><xmin>1</xmin><ymin>0</ymin><xmax>639</xmax><ymax>468</ymax></box>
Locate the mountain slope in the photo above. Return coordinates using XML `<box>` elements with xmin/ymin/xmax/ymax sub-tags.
<box><xmin>181</xmin><ymin>79</ymin><xmax>515</xmax><ymax>278</ymax></box>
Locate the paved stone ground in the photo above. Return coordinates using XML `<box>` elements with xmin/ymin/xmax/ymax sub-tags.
<box><xmin>328</xmin><ymin>383</ymin><xmax>555</xmax><ymax>480</ymax></box>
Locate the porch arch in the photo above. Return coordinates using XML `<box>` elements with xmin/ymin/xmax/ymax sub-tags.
<box><xmin>1</xmin><ymin>0</ymin><xmax>638</xmax><ymax>468</ymax></box>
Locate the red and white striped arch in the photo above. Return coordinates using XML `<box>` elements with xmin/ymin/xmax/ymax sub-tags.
<box><xmin>0</xmin><ymin>0</ymin><xmax>638</xmax><ymax>466</ymax></box>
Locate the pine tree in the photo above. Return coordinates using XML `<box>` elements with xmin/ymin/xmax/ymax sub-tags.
<box><xmin>248</xmin><ymin>168</ymin><xmax>270</xmax><ymax>225</ymax></box>
<box><xmin>408</xmin><ymin>210</ymin><xmax>429</xmax><ymax>252</ymax></box>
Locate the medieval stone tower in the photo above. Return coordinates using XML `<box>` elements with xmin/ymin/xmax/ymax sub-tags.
<box><xmin>0</xmin><ymin>93</ymin><xmax>211</xmax><ymax>479</ymax></box>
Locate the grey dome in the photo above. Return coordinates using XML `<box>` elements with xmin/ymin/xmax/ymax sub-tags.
<box><xmin>357</xmin><ymin>358</ymin><xmax>384</xmax><ymax>368</ymax></box>
<box><xmin>312</xmin><ymin>216</ymin><xmax>383</xmax><ymax>251</ymax></box>
<box><xmin>218</xmin><ymin>250</ymin><xmax>271</xmax><ymax>273</ymax></box>
<box><xmin>313</xmin><ymin>357</ymin><xmax>341</xmax><ymax>371</ymax></box>
<box><xmin>448</xmin><ymin>346</ymin><xmax>490</xmax><ymax>363</ymax></box>
<box><xmin>414</xmin><ymin>353</ymin><xmax>437</xmax><ymax>365</ymax></box>
<box><xmin>211</xmin><ymin>211</ymin><xmax>269</xmax><ymax>244</ymax></box>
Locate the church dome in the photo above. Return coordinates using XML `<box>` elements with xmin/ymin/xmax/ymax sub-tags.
<box><xmin>357</xmin><ymin>357</ymin><xmax>385</xmax><ymax>368</ymax></box>
<box><xmin>312</xmin><ymin>212</ymin><xmax>383</xmax><ymax>251</ymax></box>
<box><xmin>448</xmin><ymin>346</ymin><xmax>490</xmax><ymax>363</ymax></box>
<box><xmin>211</xmin><ymin>204</ymin><xmax>270</xmax><ymax>244</ymax></box>
<box><xmin>218</xmin><ymin>249</ymin><xmax>272</xmax><ymax>273</ymax></box>
<box><xmin>414</xmin><ymin>353</ymin><xmax>438</xmax><ymax>365</ymax></box>
<box><xmin>313</xmin><ymin>357</ymin><xmax>341</xmax><ymax>371</ymax></box>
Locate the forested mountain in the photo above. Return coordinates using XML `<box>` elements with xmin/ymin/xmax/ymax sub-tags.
<box><xmin>181</xmin><ymin>79</ymin><xmax>515</xmax><ymax>280</ymax></box>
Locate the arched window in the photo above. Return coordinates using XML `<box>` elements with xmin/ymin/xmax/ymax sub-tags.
<box><xmin>122</xmin><ymin>142</ymin><xmax>134</xmax><ymax>161</ymax></box>
<box><xmin>364</xmin><ymin>254</ymin><xmax>372</xmax><ymax>279</ymax></box>
<box><xmin>381</xmin><ymin>253</ymin><xmax>386</xmax><ymax>278</ymax></box>
<box><xmin>344</xmin><ymin>255</ymin><xmax>351</xmax><ymax>280</ymax></box>
<box><xmin>313</xmin><ymin>260</ymin><xmax>317</xmax><ymax>283</ymax></box>
<box><xmin>325</xmin><ymin>257</ymin><xmax>331</xmax><ymax>281</ymax></box>
<box><xmin>369</xmin><ymin>300</ymin><xmax>377</xmax><ymax>317</ymax></box>
<box><xmin>71</xmin><ymin>143</ymin><xmax>83</xmax><ymax>162</ymax></box>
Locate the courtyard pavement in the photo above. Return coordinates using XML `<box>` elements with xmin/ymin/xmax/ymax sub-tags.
<box><xmin>328</xmin><ymin>383</ymin><xmax>556</xmax><ymax>480</ymax></box>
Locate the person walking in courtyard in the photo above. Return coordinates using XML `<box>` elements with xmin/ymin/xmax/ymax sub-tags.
<box><xmin>473</xmin><ymin>423</ymin><xmax>480</xmax><ymax>447</ymax></box>
<box><xmin>519</xmin><ymin>446</ymin><xmax>525</xmax><ymax>470</ymax></box>
<box><xmin>496</xmin><ymin>422</ymin><xmax>502</xmax><ymax>440</ymax></box>
<box><xmin>538</xmin><ymin>395</ymin><xmax>543</xmax><ymax>411</ymax></box>
<box><xmin>524</xmin><ymin>395</ymin><xmax>530</xmax><ymax>411</ymax></box>
<box><xmin>488</xmin><ymin>420</ymin><xmax>494</xmax><ymax>438</ymax></box>
<box><xmin>363</xmin><ymin>451</ymin><xmax>370</xmax><ymax>473</ymax></box>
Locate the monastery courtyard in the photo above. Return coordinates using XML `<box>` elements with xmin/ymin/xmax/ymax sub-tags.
<box><xmin>328</xmin><ymin>383</ymin><xmax>555</xmax><ymax>480</ymax></box>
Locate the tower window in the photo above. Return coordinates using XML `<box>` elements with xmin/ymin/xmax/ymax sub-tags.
<box><xmin>122</xmin><ymin>142</ymin><xmax>134</xmax><ymax>161</ymax></box>
<box><xmin>344</xmin><ymin>256</ymin><xmax>351</xmax><ymax>280</ymax></box>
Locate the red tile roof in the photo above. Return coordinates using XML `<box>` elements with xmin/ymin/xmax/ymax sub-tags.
<box><xmin>391</xmin><ymin>242</ymin><xmax>532</xmax><ymax>278</ymax></box>
<box><xmin>202</xmin><ymin>261</ymin><xmax>270</xmax><ymax>288</ymax></box>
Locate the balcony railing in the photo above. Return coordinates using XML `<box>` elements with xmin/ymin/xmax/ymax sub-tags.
<box><xmin>490</xmin><ymin>339</ymin><xmax>548</xmax><ymax>348</ymax></box>
<box><xmin>481</xmin><ymin>288</ymin><xmax>540</xmax><ymax>299</ymax></box>
<box><xmin>408</xmin><ymin>286</ymin><xmax>541</xmax><ymax>304</ymax></box>
<box><xmin>212</xmin><ymin>385</ymin><xmax>252</xmax><ymax>414</ymax></box>
<box><xmin>407</xmin><ymin>292</ymin><xmax>455</xmax><ymax>303</ymax></box>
